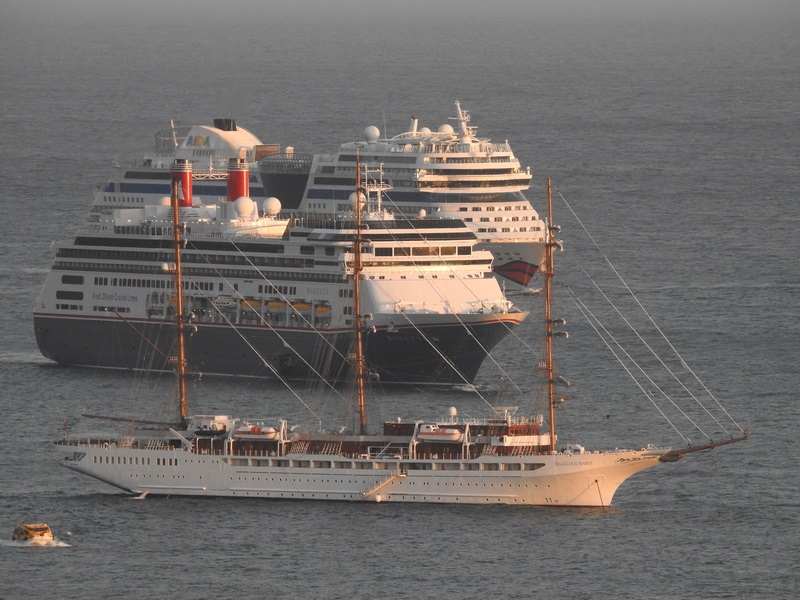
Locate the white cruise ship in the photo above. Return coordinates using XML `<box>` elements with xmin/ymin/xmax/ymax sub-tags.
<box><xmin>259</xmin><ymin>101</ymin><xmax>547</xmax><ymax>288</ymax></box>
<box><xmin>34</xmin><ymin>157</ymin><xmax>526</xmax><ymax>385</ymax></box>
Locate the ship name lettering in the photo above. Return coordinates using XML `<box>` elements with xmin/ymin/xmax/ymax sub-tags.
<box><xmin>93</xmin><ymin>292</ymin><xmax>138</xmax><ymax>302</ymax></box>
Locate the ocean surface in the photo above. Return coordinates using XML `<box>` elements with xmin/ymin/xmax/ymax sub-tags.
<box><xmin>1</xmin><ymin>1</ymin><xmax>798</xmax><ymax>598</ymax></box>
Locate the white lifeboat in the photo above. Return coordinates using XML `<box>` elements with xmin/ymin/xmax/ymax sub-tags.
<box><xmin>234</xmin><ymin>425</ymin><xmax>279</xmax><ymax>441</ymax></box>
<box><xmin>417</xmin><ymin>424</ymin><xmax>463</xmax><ymax>443</ymax></box>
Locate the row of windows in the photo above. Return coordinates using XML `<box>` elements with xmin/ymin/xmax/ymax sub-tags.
<box><xmin>56</xmin><ymin>303</ymin><xmax>82</xmax><ymax>311</ymax></box>
<box><xmin>421</xmin><ymin>179</ymin><xmax>526</xmax><ymax>190</ymax></box>
<box><xmin>60</xmin><ymin>248</ymin><xmax>315</xmax><ymax>271</ymax></box>
<box><xmin>93</xmin><ymin>455</ymin><xmax>176</xmax><ymax>466</ymax></box>
<box><xmin>461</xmin><ymin>205</ymin><xmax>528</xmax><ymax>212</ymax></box>
<box><xmin>94</xmin><ymin>306</ymin><xmax>131</xmax><ymax>313</ymax></box>
<box><xmin>258</xmin><ymin>284</ymin><xmax>297</xmax><ymax>295</ymax></box>
<box><xmin>54</xmin><ymin>262</ymin><xmax>343</xmax><ymax>286</ymax></box>
<box><xmin>373</xmin><ymin>246</ymin><xmax>468</xmax><ymax>257</ymax></box>
<box><xmin>384</xmin><ymin>274</ymin><xmax>457</xmax><ymax>281</ymax></box>
<box><xmin>67</xmin><ymin>274</ymin><xmax>300</xmax><ymax>298</ymax></box>
<box><xmin>477</xmin><ymin>216</ymin><xmax>525</xmax><ymax>222</ymax></box>
<box><xmin>97</xmin><ymin>453</ymin><xmax>544</xmax><ymax>473</ymax></box>
<box><xmin>427</xmin><ymin>155</ymin><xmax>514</xmax><ymax>164</ymax></box>
<box><xmin>102</xmin><ymin>195</ymin><xmax>147</xmax><ymax>204</ymax></box>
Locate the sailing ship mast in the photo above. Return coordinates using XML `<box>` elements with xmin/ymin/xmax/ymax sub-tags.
<box><xmin>352</xmin><ymin>154</ymin><xmax>368</xmax><ymax>435</ymax></box>
<box><xmin>170</xmin><ymin>177</ymin><xmax>188</xmax><ymax>423</ymax></box>
<box><xmin>544</xmin><ymin>178</ymin><xmax>559</xmax><ymax>452</ymax></box>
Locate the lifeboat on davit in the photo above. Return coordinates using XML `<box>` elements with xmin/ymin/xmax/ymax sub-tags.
<box><xmin>234</xmin><ymin>425</ymin><xmax>279</xmax><ymax>440</ymax></box>
<box><xmin>417</xmin><ymin>424</ymin><xmax>464</xmax><ymax>443</ymax></box>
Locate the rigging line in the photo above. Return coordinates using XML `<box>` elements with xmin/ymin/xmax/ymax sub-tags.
<box><xmin>350</xmin><ymin>217</ymin><xmax>523</xmax><ymax>394</ymax></box>
<box><xmin>574</xmin><ymin>263</ymin><xmax>736</xmax><ymax>437</ymax></box>
<box><xmin>204</xmin><ymin>306</ymin><xmax>325</xmax><ymax>422</ymax></box>
<box><xmin>556</xmin><ymin>189</ymin><xmax>744</xmax><ymax>432</ymax></box>
<box><xmin>366</xmin><ymin>196</ymin><xmax>528</xmax><ymax>388</ymax></box>
<box><xmin>195</xmin><ymin>241</ymin><xmax>339</xmax><ymax>358</ymax></box>
<box><xmin>223</xmin><ymin>238</ymin><xmax>353</xmax><ymax>367</ymax></box>
<box><xmin>567</xmin><ymin>286</ymin><xmax>711</xmax><ymax>442</ymax></box>
<box><xmin>362</xmin><ymin>245</ymin><xmax>524</xmax><ymax>387</ymax></box>
<box><xmin>564</xmin><ymin>285</ymin><xmax>691</xmax><ymax>444</ymax></box>
<box><xmin>189</xmin><ymin>252</ymin><xmax>347</xmax><ymax>413</ymax></box>
<box><xmin>343</xmin><ymin>196</ymin><xmax>523</xmax><ymax>396</ymax></box>
<box><xmin>390</xmin><ymin>309</ymin><xmax>504</xmax><ymax>411</ymax></box>
<box><xmin>389</xmin><ymin>307</ymin><xmax>470</xmax><ymax>386</ymax></box>
<box><xmin>351</xmin><ymin>167</ymin><xmax>508</xmax><ymax>324</ymax></box>
<box><xmin>111</xmin><ymin>309</ymin><xmax>170</xmax><ymax>362</ymax></box>
<box><xmin>371</xmin><ymin>277</ymin><xmax>525</xmax><ymax>395</ymax></box>
<box><xmin>212</xmin><ymin>205</ymin><xmax>500</xmax><ymax>403</ymax></box>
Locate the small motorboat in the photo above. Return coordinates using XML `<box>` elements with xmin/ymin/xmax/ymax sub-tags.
<box><xmin>11</xmin><ymin>523</ymin><xmax>53</xmax><ymax>543</ymax></box>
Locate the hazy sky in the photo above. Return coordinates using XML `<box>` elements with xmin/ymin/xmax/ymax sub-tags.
<box><xmin>3</xmin><ymin>0</ymin><xmax>798</xmax><ymax>25</ymax></box>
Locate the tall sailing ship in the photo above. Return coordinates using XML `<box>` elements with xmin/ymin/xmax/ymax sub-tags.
<box><xmin>55</xmin><ymin>176</ymin><xmax>747</xmax><ymax>506</ymax></box>
<box><xmin>34</xmin><ymin>151</ymin><xmax>526</xmax><ymax>384</ymax></box>
<box><xmin>260</xmin><ymin>101</ymin><xmax>547</xmax><ymax>287</ymax></box>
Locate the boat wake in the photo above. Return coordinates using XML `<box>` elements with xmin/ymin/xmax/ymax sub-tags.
<box><xmin>0</xmin><ymin>538</ymin><xmax>71</xmax><ymax>548</ymax></box>
<box><xmin>0</xmin><ymin>351</ymin><xmax>52</xmax><ymax>364</ymax></box>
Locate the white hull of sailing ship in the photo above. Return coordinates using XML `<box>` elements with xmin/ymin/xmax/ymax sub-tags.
<box><xmin>259</xmin><ymin>101</ymin><xmax>547</xmax><ymax>288</ymax></box>
<box><xmin>34</xmin><ymin>154</ymin><xmax>526</xmax><ymax>385</ymax></box>
<box><xmin>57</xmin><ymin>422</ymin><xmax>664</xmax><ymax>506</ymax></box>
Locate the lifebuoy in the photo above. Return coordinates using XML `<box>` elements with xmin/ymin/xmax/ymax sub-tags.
<box><xmin>103</xmin><ymin>442</ymin><xmax>109</xmax><ymax>449</ymax></box>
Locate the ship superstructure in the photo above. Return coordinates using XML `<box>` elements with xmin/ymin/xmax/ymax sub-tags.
<box><xmin>260</xmin><ymin>101</ymin><xmax>547</xmax><ymax>287</ymax></box>
<box><xmin>91</xmin><ymin>118</ymin><xmax>276</xmax><ymax>217</ymax></box>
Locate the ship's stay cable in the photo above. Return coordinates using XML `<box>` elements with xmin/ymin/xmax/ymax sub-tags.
<box><xmin>223</xmin><ymin>234</ymin><xmax>360</xmax><ymax>380</ymax></box>
<box><xmin>370</xmin><ymin>194</ymin><xmax>531</xmax><ymax>390</ymax></box>
<box><xmin>555</xmin><ymin>188</ymin><xmax>744</xmax><ymax>434</ymax></box>
<box><xmin>573</xmin><ymin>264</ymin><xmax>735</xmax><ymax>439</ymax></box>
<box><xmin>313</xmin><ymin>159</ymin><xmax>531</xmax><ymax>392</ymax></box>
<box><xmin>358</xmin><ymin>246</ymin><xmax>530</xmax><ymax>410</ymax></box>
<box><xmin>137</xmin><ymin>254</ymin><xmax>330</xmax><ymax>423</ymax></box>
<box><xmin>367</xmin><ymin>269</ymin><xmax>521</xmax><ymax>397</ymax></box>
<box><xmin>280</xmin><ymin>196</ymin><xmax>523</xmax><ymax>395</ymax></box>
<box><xmin>189</xmin><ymin>250</ymin><xmax>346</xmax><ymax>420</ymax></box>
<box><xmin>198</xmin><ymin>245</ymin><xmax>347</xmax><ymax>378</ymax></box>
<box><xmin>564</xmin><ymin>284</ymin><xmax>698</xmax><ymax>445</ymax></box>
<box><xmin>201</xmin><ymin>298</ymin><xmax>326</xmax><ymax>422</ymax></box>
<box><xmin>182</xmin><ymin>227</ymin><xmax>388</xmax><ymax>429</ymax></box>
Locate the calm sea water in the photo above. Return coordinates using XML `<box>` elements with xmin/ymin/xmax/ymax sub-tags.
<box><xmin>1</xmin><ymin>2</ymin><xmax>798</xmax><ymax>598</ymax></box>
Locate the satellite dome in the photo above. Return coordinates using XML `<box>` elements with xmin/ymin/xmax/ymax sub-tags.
<box><xmin>263</xmin><ymin>197</ymin><xmax>282</xmax><ymax>216</ymax></box>
<box><xmin>234</xmin><ymin>196</ymin><xmax>255</xmax><ymax>217</ymax></box>
<box><xmin>438</xmin><ymin>123</ymin><xmax>454</xmax><ymax>135</ymax></box>
<box><xmin>349</xmin><ymin>190</ymin><xmax>367</xmax><ymax>211</ymax></box>
<box><xmin>364</xmin><ymin>125</ymin><xmax>381</xmax><ymax>142</ymax></box>
<box><xmin>158</xmin><ymin>196</ymin><xmax>171</xmax><ymax>206</ymax></box>
<box><xmin>419</xmin><ymin>127</ymin><xmax>431</xmax><ymax>134</ymax></box>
